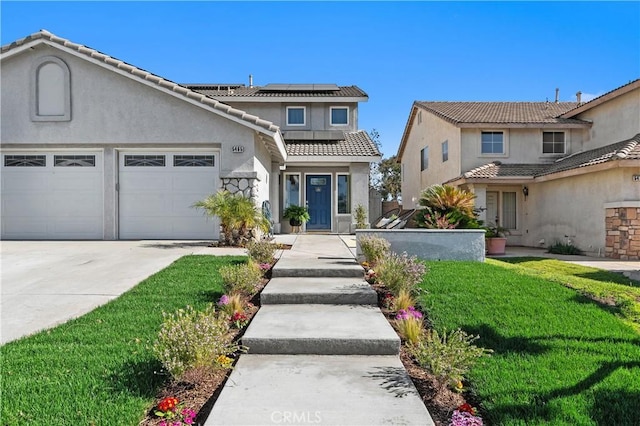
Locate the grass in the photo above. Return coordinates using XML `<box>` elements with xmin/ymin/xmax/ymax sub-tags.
<box><xmin>1</xmin><ymin>255</ymin><xmax>245</xmax><ymax>426</ymax></box>
<box><xmin>420</xmin><ymin>260</ymin><xmax>640</xmax><ymax>425</ymax></box>
<box><xmin>498</xmin><ymin>257</ymin><xmax>640</xmax><ymax>331</ymax></box>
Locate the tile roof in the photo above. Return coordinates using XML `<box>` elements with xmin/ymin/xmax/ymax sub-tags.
<box><xmin>1</xmin><ymin>31</ymin><xmax>284</xmax><ymax>134</ymax></box>
<box><xmin>561</xmin><ymin>78</ymin><xmax>640</xmax><ymax>118</ymax></box>
<box><xmin>286</xmin><ymin>131</ymin><xmax>381</xmax><ymax>157</ymax></box>
<box><xmin>415</xmin><ymin>101</ymin><xmax>587</xmax><ymax>125</ymax></box>
<box><xmin>459</xmin><ymin>134</ymin><xmax>640</xmax><ymax>180</ymax></box>
<box><xmin>187</xmin><ymin>84</ymin><xmax>368</xmax><ymax>99</ymax></box>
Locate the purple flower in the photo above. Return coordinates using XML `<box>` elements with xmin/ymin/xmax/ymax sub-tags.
<box><xmin>450</xmin><ymin>410</ymin><xmax>483</xmax><ymax>426</ymax></box>
<box><xmin>396</xmin><ymin>309</ymin><xmax>409</xmax><ymax>320</ymax></box>
<box><xmin>217</xmin><ymin>295</ymin><xmax>230</xmax><ymax>306</ymax></box>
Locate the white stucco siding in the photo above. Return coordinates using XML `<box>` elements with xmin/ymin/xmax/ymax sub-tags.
<box><xmin>1</xmin><ymin>45</ymin><xmax>256</xmax><ymax>149</ymax></box>
<box><xmin>576</xmin><ymin>88</ymin><xmax>640</xmax><ymax>151</ymax></box>
<box><xmin>253</xmin><ymin>134</ymin><xmax>272</xmax><ymax>208</ymax></box>
<box><xmin>400</xmin><ymin>110</ymin><xmax>460</xmax><ymax>209</ymax></box>
<box><xmin>522</xmin><ymin>168</ymin><xmax>637</xmax><ymax>256</ymax></box>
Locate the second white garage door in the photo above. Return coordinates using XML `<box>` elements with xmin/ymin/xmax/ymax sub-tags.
<box><xmin>118</xmin><ymin>151</ymin><xmax>219</xmax><ymax>240</ymax></box>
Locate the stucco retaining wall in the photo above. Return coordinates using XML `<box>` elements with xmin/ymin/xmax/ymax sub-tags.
<box><xmin>356</xmin><ymin>229</ymin><xmax>486</xmax><ymax>261</ymax></box>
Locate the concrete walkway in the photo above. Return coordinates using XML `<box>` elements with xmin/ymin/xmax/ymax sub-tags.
<box><xmin>205</xmin><ymin>235</ymin><xmax>434</xmax><ymax>425</ymax></box>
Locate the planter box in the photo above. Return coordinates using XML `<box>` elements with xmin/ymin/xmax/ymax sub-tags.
<box><xmin>356</xmin><ymin>229</ymin><xmax>486</xmax><ymax>262</ymax></box>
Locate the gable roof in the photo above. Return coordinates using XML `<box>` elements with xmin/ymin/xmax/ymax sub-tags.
<box><xmin>454</xmin><ymin>133</ymin><xmax>640</xmax><ymax>182</ymax></box>
<box><xmin>1</xmin><ymin>30</ymin><xmax>287</xmax><ymax>162</ymax></box>
<box><xmin>286</xmin><ymin>130</ymin><xmax>381</xmax><ymax>159</ymax></box>
<box><xmin>560</xmin><ymin>78</ymin><xmax>640</xmax><ymax>118</ymax></box>
<box><xmin>415</xmin><ymin>101</ymin><xmax>586</xmax><ymax>126</ymax></box>
<box><xmin>187</xmin><ymin>84</ymin><xmax>368</xmax><ymax>102</ymax></box>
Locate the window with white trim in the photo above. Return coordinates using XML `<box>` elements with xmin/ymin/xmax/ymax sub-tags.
<box><xmin>330</xmin><ymin>107</ymin><xmax>349</xmax><ymax>125</ymax></box>
<box><xmin>481</xmin><ymin>131</ymin><xmax>504</xmax><ymax>154</ymax></box>
<box><xmin>284</xmin><ymin>173</ymin><xmax>301</xmax><ymax>208</ymax></box>
<box><xmin>337</xmin><ymin>174</ymin><xmax>350</xmax><ymax>214</ymax></box>
<box><xmin>542</xmin><ymin>131</ymin><xmax>565</xmax><ymax>154</ymax></box>
<box><xmin>286</xmin><ymin>107</ymin><xmax>305</xmax><ymax>126</ymax></box>
<box><xmin>420</xmin><ymin>147</ymin><xmax>429</xmax><ymax>171</ymax></box>
<box><xmin>502</xmin><ymin>192</ymin><xmax>517</xmax><ymax>229</ymax></box>
<box><xmin>4</xmin><ymin>155</ymin><xmax>46</xmax><ymax>167</ymax></box>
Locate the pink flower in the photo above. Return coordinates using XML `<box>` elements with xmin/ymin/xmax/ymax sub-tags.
<box><xmin>217</xmin><ymin>295</ymin><xmax>230</xmax><ymax>306</ymax></box>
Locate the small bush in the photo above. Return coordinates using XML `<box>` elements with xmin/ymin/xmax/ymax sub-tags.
<box><xmin>246</xmin><ymin>240</ymin><xmax>277</xmax><ymax>264</ymax></box>
<box><xmin>153</xmin><ymin>304</ymin><xmax>240</xmax><ymax>378</ymax></box>
<box><xmin>217</xmin><ymin>293</ymin><xmax>244</xmax><ymax>315</ymax></box>
<box><xmin>219</xmin><ymin>261</ymin><xmax>263</xmax><ymax>295</ymax></box>
<box><xmin>394</xmin><ymin>288</ymin><xmax>416</xmax><ymax>312</ymax></box>
<box><xmin>376</xmin><ymin>252</ymin><xmax>427</xmax><ymax>296</ymax></box>
<box><xmin>354</xmin><ymin>204</ymin><xmax>368</xmax><ymax>229</ymax></box>
<box><xmin>548</xmin><ymin>241</ymin><xmax>584</xmax><ymax>255</ymax></box>
<box><xmin>408</xmin><ymin>328</ymin><xmax>491</xmax><ymax>390</ymax></box>
<box><xmin>359</xmin><ymin>235</ymin><xmax>391</xmax><ymax>265</ymax></box>
<box><xmin>395</xmin><ymin>307</ymin><xmax>424</xmax><ymax>345</ymax></box>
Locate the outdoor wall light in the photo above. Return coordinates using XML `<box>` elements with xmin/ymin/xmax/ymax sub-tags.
<box><xmin>522</xmin><ymin>186</ymin><xmax>529</xmax><ymax>199</ymax></box>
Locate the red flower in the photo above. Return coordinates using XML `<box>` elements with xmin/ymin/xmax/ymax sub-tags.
<box><xmin>158</xmin><ymin>397</ymin><xmax>179</xmax><ymax>412</ymax></box>
<box><xmin>457</xmin><ymin>403</ymin><xmax>476</xmax><ymax>415</ymax></box>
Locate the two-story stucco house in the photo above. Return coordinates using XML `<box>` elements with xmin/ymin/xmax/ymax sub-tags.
<box><xmin>0</xmin><ymin>30</ymin><xmax>380</xmax><ymax>240</ymax></box>
<box><xmin>398</xmin><ymin>80</ymin><xmax>640</xmax><ymax>259</ymax></box>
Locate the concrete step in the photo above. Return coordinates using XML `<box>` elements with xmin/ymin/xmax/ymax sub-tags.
<box><xmin>242</xmin><ymin>304</ymin><xmax>400</xmax><ymax>355</ymax></box>
<box><xmin>204</xmin><ymin>354</ymin><xmax>434</xmax><ymax>425</ymax></box>
<box><xmin>261</xmin><ymin>277</ymin><xmax>377</xmax><ymax>305</ymax></box>
<box><xmin>272</xmin><ymin>255</ymin><xmax>364</xmax><ymax>278</ymax></box>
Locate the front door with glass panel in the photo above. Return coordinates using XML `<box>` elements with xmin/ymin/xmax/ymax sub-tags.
<box><xmin>306</xmin><ymin>175</ymin><xmax>331</xmax><ymax>230</ymax></box>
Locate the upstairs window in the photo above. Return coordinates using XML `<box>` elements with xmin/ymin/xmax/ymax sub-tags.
<box><xmin>32</xmin><ymin>56</ymin><xmax>71</xmax><ymax>122</ymax></box>
<box><xmin>543</xmin><ymin>131</ymin><xmax>565</xmax><ymax>154</ymax></box>
<box><xmin>421</xmin><ymin>146</ymin><xmax>429</xmax><ymax>171</ymax></box>
<box><xmin>442</xmin><ymin>140</ymin><xmax>449</xmax><ymax>162</ymax></box>
<box><xmin>330</xmin><ymin>107</ymin><xmax>349</xmax><ymax>125</ymax></box>
<box><xmin>286</xmin><ymin>106</ymin><xmax>305</xmax><ymax>126</ymax></box>
<box><xmin>481</xmin><ymin>131</ymin><xmax>504</xmax><ymax>154</ymax></box>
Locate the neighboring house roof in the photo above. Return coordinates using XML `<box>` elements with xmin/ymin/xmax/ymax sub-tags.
<box><xmin>455</xmin><ymin>133</ymin><xmax>640</xmax><ymax>182</ymax></box>
<box><xmin>286</xmin><ymin>130</ymin><xmax>381</xmax><ymax>158</ymax></box>
<box><xmin>415</xmin><ymin>101</ymin><xmax>585</xmax><ymax>125</ymax></box>
<box><xmin>560</xmin><ymin>79</ymin><xmax>640</xmax><ymax>118</ymax></box>
<box><xmin>187</xmin><ymin>84</ymin><xmax>368</xmax><ymax>102</ymax></box>
<box><xmin>1</xmin><ymin>30</ymin><xmax>288</xmax><ymax>162</ymax></box>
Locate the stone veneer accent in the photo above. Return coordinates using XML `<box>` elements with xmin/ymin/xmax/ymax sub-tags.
<box><xmin>605</xmin><ymin>207</ymin><xmax>640</xmax><ymax>260</ymax></box>
<box><xmin>221</xmin><ymin>177</ymin><xmax>259</xmax><ymax>200</ymax></box>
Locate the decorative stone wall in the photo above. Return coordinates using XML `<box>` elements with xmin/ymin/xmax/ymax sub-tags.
<box><xmin>605</xmin><ymin>207</ymin><xmax>640</xmax><ymax>260</ymax></box>
<box><xmin>221</xmin><ymin>177</ymin><xmax>258</xmax><ymax>200</ymax></box>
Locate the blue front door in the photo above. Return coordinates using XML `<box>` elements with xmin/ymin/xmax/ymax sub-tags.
<box><xmin>306</xmin><ymin>175</ymin><xmax>331</xmax><ymax>230</ymax></box>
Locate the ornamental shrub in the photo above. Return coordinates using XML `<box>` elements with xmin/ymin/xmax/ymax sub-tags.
<box><xmin>153</xmin><ymin>304</ymin><xmax>240</xmax><ymax>378</ymax></box>
<box><xmin>246</xmin><ymin>240</ymin><xmax>277</xmax><ymax>264</ymax></box>
<box><xmin>393</xmin><ymin>288</ymin><xmax>417</xmax><ymax>312</ymax></box>
<box><xmin>395</xmin><ymin>306</ymin><xmax>424</xmax><ymax>345</ymax></box>
<box><xmin>359</xmin><ymin>235</ymin><xmax>391</xmax><ymax>265</ymax></box>
<box><xmin>376</xmin><ymin>252</ymin><xmax>426</xmax><ymax>296</ymax></box>
<box><xmin>219</xmin><ymin>261</ymin><xmax>263</xmax><ymax>295</ymax></box>
<box><xmin>408</xmin><ymin>328</ymin><xmax>491</xmax><ymax>390</ymax></box>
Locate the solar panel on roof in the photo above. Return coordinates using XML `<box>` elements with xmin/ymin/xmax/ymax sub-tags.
<box><xmin>260</xmin><ymin>83</ymin><xmax>340</xmax><ymax>92</ymax></box>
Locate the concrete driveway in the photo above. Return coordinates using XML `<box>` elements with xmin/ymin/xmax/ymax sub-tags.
<box><xmin>1</xmin><ymin>240</ymin><xmax>245</xmax><ymax>344</ymax></box>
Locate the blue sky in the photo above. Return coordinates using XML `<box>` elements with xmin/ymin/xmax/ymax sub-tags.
<box><xmin>2</xmin><ymin>1</ymin><xmax>638</xmax><ymax>157</ymax></box>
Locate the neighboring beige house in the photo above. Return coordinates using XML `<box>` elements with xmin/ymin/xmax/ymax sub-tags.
<box><xmin>398</xmin><ymin>80</ymin><xmax>640</xmax><ymax>259</ymax></box>
<box><xmin>0</xmin><ymin>30</ymin><xmax>380</xmax><ymax>240</ymax></box>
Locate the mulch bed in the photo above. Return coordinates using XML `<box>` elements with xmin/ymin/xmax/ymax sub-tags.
<box><xmin>141</xmin><ymin>260</ymin><xmax>473</xmax><ymax>426</ymax></box>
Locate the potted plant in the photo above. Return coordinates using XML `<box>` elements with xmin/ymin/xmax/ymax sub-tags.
<box><xmin>484</xmin><ymin>223</ymin><xmax>510</xmax><ymax>255</ymax></box>
<box><xmin>283</xmin><ymin>205</ymin><xmax>310</xmax><ymax>227</ymax></box>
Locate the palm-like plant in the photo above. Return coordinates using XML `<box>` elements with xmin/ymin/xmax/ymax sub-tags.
<box><xmin>416</xmin><ymin>184</ymin><xmax>479</xmax><ymax>229</ymax></box>
<box><xmin>193</xmin><ymin>191</ymin><xmax>269</xmax><ymax>246</ymax></box>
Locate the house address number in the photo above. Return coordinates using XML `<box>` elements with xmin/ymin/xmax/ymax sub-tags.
<box><xmin>232</xmin><ymin>145</ymin><xmax>244</xmax><ymax>153</ymax></box>
<box><xmin>634</xmin><ymin>175</ymin><xmax>640</xmax><ymax>182</ymax></box>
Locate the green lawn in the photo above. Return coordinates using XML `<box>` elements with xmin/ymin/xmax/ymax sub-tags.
<box><xmin>1</xmin><ymin>255</ymin><xmax>244</xmax><ymax>426</ymax></box>
<box><xmin>420</xmin><ymin>259</ymin><xmax>640</xmax><ymax>425</ymax></box>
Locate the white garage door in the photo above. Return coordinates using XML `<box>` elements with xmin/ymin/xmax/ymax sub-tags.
<box><xmin>1</xmin><ymin>151</ymin><xmax>104</xmax><ymax>239</ymax></box>
<box><xmin>118</xmin><ymin>151</ymin><xmax>219</xmax><ymax>239</ymax></box>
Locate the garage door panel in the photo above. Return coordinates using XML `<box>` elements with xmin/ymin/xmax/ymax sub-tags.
<box><xmin>118</xmin><ymin>151</ymin><xmax>218</xmax><ymax>240</ymax></box>
<box><xmin>1</xmin><ymin>151</ymin><xmax>103</xmax><ymax>240</ymax></box>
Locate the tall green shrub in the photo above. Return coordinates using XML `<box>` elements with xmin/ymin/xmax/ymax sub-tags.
<box><xmin>359</xmin><ymin>235</ymin><xmax>391</xmax><ymax>265</ymax></box>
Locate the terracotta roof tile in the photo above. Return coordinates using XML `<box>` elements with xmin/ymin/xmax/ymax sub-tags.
<box><xmin>286</xmin><ymin>131</ymin><xmax>381</xmax><ymax>157</ymax></box>
<box><xmin>416</xmin><ymin>101</ymin><xmax>586</xmax><ymax>125</ymax></box>
<box><xmin>460</xmin><ymin>134</ymin><xmax>640</xmax><ymax>180</ymax></box>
